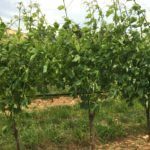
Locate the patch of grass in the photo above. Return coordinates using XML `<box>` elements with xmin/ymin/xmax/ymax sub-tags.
<box><xmin>96</xmin><ymin>124</ymin><xmax>125</xmax><ymax>143</ymax></box>
<box><xmin>0</xmin><ymin>99</ymin><xmax>146</xmax><ymax>149</ymax></box>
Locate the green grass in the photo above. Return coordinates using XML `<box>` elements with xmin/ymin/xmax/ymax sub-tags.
<box><xmin>0</xmin><ymin>99</ymin><xmax>146</xmax><ymax>149</ymax></box>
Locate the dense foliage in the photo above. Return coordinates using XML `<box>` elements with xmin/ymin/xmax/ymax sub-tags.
<box><xmin>0</xmin><ymin>0</ymin><xmax>149</xmax><ymax>149</ymax></box>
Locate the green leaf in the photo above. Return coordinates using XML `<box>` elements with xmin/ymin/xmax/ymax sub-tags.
<box><xmin>132</xmin><ymin>4</ymin><xmax>141</xmax><ymax>11</ymax></box>
<box><xmin>53</xmin><ymin>22</ymin><xmax>59</xmax><ymax>29</ymax></box>
<box><xmin>72</xmin><ymin>55</ymin><xmax>80</xmax><ymax>62</ymax></box>
<box><xmin>86</xmin><ymin>13</ymin><xmax>92</xmax><ymax>19</ymax></box>
<box><xmin>130</xmin><ymin>17</ymin><xmax>137</xmax><ymax>23</ymax></box>
<box><xmin>30</xmin><ymin>54</ymin><xmax>37</xmax><ymax>61</ymax></box>
<box><xmin>106</xmin><ymin>9</ymin><xmax>114</xmax><ymax>17</ymax></box>
<box><xmin>2</xmin><ymin>125</ymin><xmax>9</xmax><ymax>134</ymax></box>
<box><xmin>43</xmin><ymin>64</ymin><xmax>48</xmax><ymax>73</ymax></box>
<box><xmin>58</xmin><ymin>5</ymin><xmax>65</xmax><ymax>10</ymax></box>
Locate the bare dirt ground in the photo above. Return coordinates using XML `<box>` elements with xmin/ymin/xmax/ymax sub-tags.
<box><xmin>38</xmin><ymin>135</ymin><xmax>150</xmax><ymax>150</ymax></box>
<box><xmin>98</xmin><ymin>135</ymin><xmax>150</xmax><ymax>150</ymax></box>
<box><xmin>39</xmin><ymin>136</ymin><xmax>150</xmax><ymax>150</ymax></box>
<box><xmin>28</xmin><ymin>96</ymin><xmax>80</xmax><ymax>110</ymax></box>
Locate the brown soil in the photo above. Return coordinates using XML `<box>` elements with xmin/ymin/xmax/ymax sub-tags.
<box><xmin>98</xmin><ymin>135</ymin><xmax>150</xmax><ymax>150</ymax></box>
<box><xmin>28</xmin><ymin>96</ymin><xmax>80</xmax><ymax>110</ymax></box>
<box><xmin>37</xmin><ymin>135</ymin><xmax>150</xmax><ymax>150</ymax></box>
